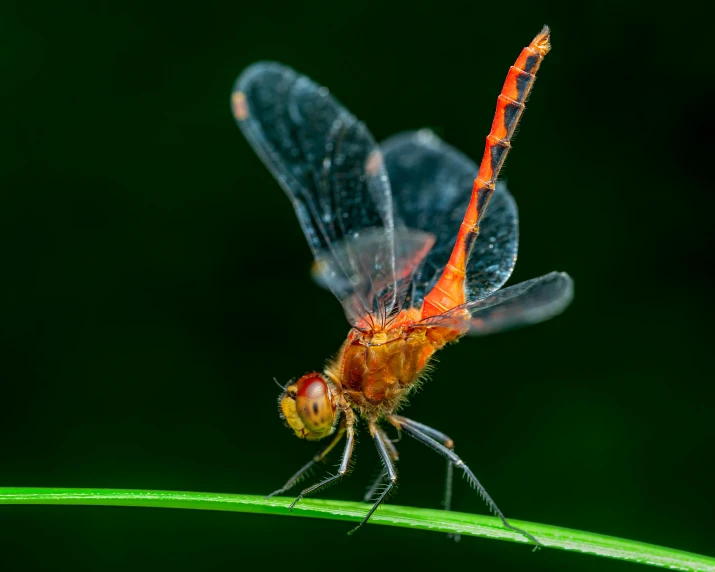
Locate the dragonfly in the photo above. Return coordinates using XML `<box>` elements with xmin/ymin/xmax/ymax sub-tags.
<box><xmin>231</xmin><ymin>26</ymin><xmax>572</xmax><ymax>548</ymax></box>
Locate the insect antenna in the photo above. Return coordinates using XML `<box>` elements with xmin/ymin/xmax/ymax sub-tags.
<box><xmin>272</xmin><ymin>377</ymin><xmax>288</xmax><ymax>391</ymax></box>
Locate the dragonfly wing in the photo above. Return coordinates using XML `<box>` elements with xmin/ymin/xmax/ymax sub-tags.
<box><xmin>381</xmin><ymin>130</ymin><xmax>518</xmax><ymax>308</ymax></box>
<box><xmin>311</xmin><ymin>227</ymin><xmax>435</xmax><ymax>319</ymax></box>
<box><xmin>421</xmin><ymin>271</ymin><xmax>572</xmax><ymax>334</ymax></box>
<box><xmin>460</xmin><ymin>271</ymin><xmax>574</xmax><ymax>335</ymax></box>
<box><xmin>233</xmin><ymin>62</ymin><xmax>409</xmax><ymax>325</ymax></box>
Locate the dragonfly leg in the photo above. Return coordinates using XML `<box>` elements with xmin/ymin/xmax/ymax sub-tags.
<box><xmin>363</xmin><ymin>427</ymin><xmax>399</xmax><ymax>502</ymax></box>
<box><xmin>288</xmin><ymin>410</ymin><xmax>355</xmax><ymax>510</ymax></box>
<box><xmin>349</xmin><ymin>423</ymin><xmax>398</xmax><ymax>535</ymax></box>
<box><xmin>266</xmin><ymin>419</ymin><xmax>347</xmax><ymax>499</ymax></box>
<box><xmin>389</xmin><ymin>414</ymin><xmax>541</xmax><ymax>551</ymax></box>
<box><xmin>363</xmin><ymin>471</ymin><xmax>386</xmax><ymax>503</ymax></box>
<box><xmin>389</xmin><ymin>415</ymin><xmax>459</xmax><ymax>539</ymax></box>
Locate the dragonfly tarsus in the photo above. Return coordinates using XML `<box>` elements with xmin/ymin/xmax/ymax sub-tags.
<box><xmin>443</xmin><ymin>459</ymin><xmax>461</xmax><ymax>541</ymax></box>
<box><xmin>389</xmin><ymin>415</ymin><xmax>460</xmax><ymax>539</ymax></box>
<box><xmin>266</xmin><ymin>420</ymin><xmax>347</xmax><ymax>499</ymax></box>
<box><xmin>389</xmin><ymin>414</ymin><xmax>541</xmax><ymax>550</ymax></box>
<box><xmin>348</xmin><ymin>423</ymin><xmax>398</xmax><ymax>535</ymax></box>
<box><xmin>288</xmin><ymin>419</ymin><xmax>355</xmax><ymax>510</ymax></box>
<box><xmin>363</xmin><ymin>427</ymin><xmax>399</xmax><ymax>503</ymax></box>
<box><xmin>363</xmin><ymin>470</ymin><xmax>387</xmax><ymax>503</ymax></box>
<box><xmin>266</xmin><ymin>458</ymin><xmax>316</xmax><ymax>500</ymax></box>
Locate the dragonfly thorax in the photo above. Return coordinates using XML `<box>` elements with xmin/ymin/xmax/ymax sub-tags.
<box><xmin>324</xmin><ymin>316</ymin><xmax>464</xmax><ymax>417</ymax></box>
<box><xmin>277</xmin><ymin>312</ymin><xmax>464</xmax><ymax>441</ymax></box>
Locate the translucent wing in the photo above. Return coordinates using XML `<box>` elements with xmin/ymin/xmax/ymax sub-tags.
<box><xmin>233</xmin><ymin>63</ymin><xmax>430</xmax><ymax>325</ymax></box>
<box><xmin>424</xmin><ymin>272</ymin><xmax>573</xmax><ymax>336</ymax></box>
<box><xmin>311</xmin><ymin>227</ymin><xmax>435</xmax><ymax>321</ymax></box>
<box><xmin>381</xmin><ymin>130</ymin><xmax>518</xmax><ymax>308</ymax></box>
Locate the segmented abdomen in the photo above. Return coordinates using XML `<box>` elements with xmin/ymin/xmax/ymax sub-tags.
<box><xmin>421</xmin><ymin>27</ymin><xmax>551</xmax><ymax>319</ymax></box>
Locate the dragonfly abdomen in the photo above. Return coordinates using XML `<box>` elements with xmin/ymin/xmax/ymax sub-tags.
<box><xmin>421</xmin><ymin>27</ymin><xmax>551</xmax><ymax>319</ymax></box>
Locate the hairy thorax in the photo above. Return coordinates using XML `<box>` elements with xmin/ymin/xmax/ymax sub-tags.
<box><xmin>325</xmin><ymin>308</ymin><xmax>464</xmax><ymax>417</ymax></box>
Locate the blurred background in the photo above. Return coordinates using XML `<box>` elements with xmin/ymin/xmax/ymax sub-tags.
<box><xmin>1</xmin><ymin>0</ymin><xmax>713</xmax><ymax>569</ymax></box>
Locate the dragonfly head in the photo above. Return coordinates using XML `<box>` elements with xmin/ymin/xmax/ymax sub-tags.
<box><xmin>279</xmin><ymin>372</ymin><xmax>337</xmax><ymax>440</ymax></box>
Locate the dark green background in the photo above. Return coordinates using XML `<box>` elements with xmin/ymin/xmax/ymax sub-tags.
<box><xmin>1</xmin><ymin>0</ymin><xmax>713</xmax><ymax>570</ymax></box>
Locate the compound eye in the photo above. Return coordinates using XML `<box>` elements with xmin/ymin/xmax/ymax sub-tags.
<box><xmin>295</xmin><ymin>373</ymin><xmax>335</xmax><ymax>435</ymax></box>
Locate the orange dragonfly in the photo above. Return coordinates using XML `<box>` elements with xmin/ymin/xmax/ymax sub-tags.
<box><xmin>231</xmin><ymin>27</ymin><xmax>572</xmax><ymax>548</ymax></box>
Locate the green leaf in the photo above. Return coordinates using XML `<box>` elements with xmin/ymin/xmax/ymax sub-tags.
<box><xmin>1</xmin><ymin>487</ymin><xmax>712</xmax><ymax>571</ymax></box>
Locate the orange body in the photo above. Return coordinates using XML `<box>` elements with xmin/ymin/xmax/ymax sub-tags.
<box><xmin>325</xmin><ymin>309</ymin><xmax>465</xmax><ymax>416</ymax></box>
<box><xmin>242</xmin><ymin>26</ymin><xmax>570</xmax><ymax>548</ymax></box>
<box><xmin>275</xmin><ymin>27</ymin><xmax>553</xmax><ymax>437</ymax></box>
<box><xmin>257</xmin><ymin>28</ymin><xmax>556</xmax><ymax>546</ymax></box>
<box><xmin>422</xmin><ymin>28</ymin><xmax>551</xmax><ymax>318</ymax></box>
<box><xmin>325</xmin><ymin>29</ymin><xmax>552</xmax><ymax>417</ymax></box>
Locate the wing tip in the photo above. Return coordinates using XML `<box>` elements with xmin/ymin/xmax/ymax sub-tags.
<box><xmin>549</xmin><ymin>271</ymin><xmax>575</xmax><ymax>311</ymax></box>
<box><xmin>232</xmin><ymin>61</ymin><xmax>294</xmax><ymax>94</ymax></box>
<box><xmin>231</xmin><ymin>61</ymin><xmax>297</xmax><ymax>122</ymax></box>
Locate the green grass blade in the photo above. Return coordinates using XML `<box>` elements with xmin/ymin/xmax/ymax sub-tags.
<box><xmin>1</xmin><ymin>487</ymin><xmax>712</xmax><ymax>571</ymax></box>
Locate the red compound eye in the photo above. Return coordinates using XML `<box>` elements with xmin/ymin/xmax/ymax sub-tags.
<box><xmin>297</xmin><ymin>375</ymin><xmax>327</xmax><ymax>399</ymax></box>
<box><xmin>295</xmin><ymin>373</ymin><xmax>334</xmax><ymax>434</ymax></box>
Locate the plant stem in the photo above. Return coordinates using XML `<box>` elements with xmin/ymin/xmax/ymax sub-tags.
<box><xmin>1</xmin><ymin>487</ymin><xmax>712</xmax><ymax>571</ymax></box>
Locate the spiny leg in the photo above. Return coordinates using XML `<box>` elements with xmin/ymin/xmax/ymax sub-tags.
<box><xmin>389</xmin><ymin>415</ymin><xmax>541</xmax><ymax>550</ymax></box>
<box><xmin>442</xmin><ymin>460</ymin><xmax>462</xmax><ymax>541</ymax></box>
<box><xmin>388</xmin><ymin>417</ymin><xmax>455</xmax><ymax>510</ymax></box>
<box><xmin>289</xmin><ymin>411</ymin><xmax>355</xmax><ymax>510</ymax></box>
<box><xmin>266</xmin><ymin>419</ymin><xmax>347</xmax><ymax>499</ymax></box>
<box><xmin>390</xmin><ymin>416</ymin><xmax>459</xmax><ymax>539</ymax></box>
<box><xmin>363</xmin><ymin>427</ymin><xmax>399</xmax><ymax>503</ymax></box>
<box><xmin>378</xmin><ymin>427</ymin><xmax>400</xmax><ymax>460</ymax></box>
<box><xmin>363</xmin><ymin>470</ymin><xmax>386</xmax><ymax>503</ymax></box>
<box><xmin>349</xmin><ymin>424</ymin><xmax>398</xmax><ymax>535</ymax></box>
<box><xmin>444</xmin><ymin>459</ymin><xmax>454</xmax><ymax>512</ymax></box>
